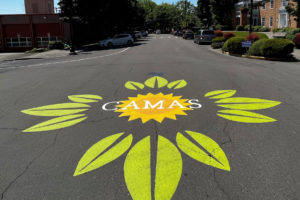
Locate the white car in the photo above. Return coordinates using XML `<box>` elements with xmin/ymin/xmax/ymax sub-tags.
<box><xmin>134</xmin><ymin>31</ymin><xmax>143</xmax><ymax>38</ymax></box>
<box><xmin>99</xmin><ymin>34</ymin><xmax>134</xmax><ymax>48</ymax></box>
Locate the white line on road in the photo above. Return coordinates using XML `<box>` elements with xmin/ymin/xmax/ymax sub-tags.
<box><xmin>0</xmin><ymin>48</ymin><xmax>130</xmax><ymax>71</ymax></box>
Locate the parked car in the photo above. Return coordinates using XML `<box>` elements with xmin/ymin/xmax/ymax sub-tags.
<box><xmin>194</xmin><ymin>30</ymin><xmax>215</xmax><ymax>44</ymax></box>
<box><xmin>99</xmin><ymin>34</ymin><xmax>134</xmax><ymax>48</ymax></box>
<box><xmin>141</xmin><ymin>30</ymin><xmax>148</xmax><ymax>37</ymax></box>
<box><xmin>134</xmin><ymin>31</ymin><xmax>143</xmax><ymax>38</ymax></box>
<box><xmin>183</xmin><ymin>30</ymin><xmax>194</xmax><ymax>39</ymax></box>
<box><xmin>156</xmin><ymin>29</ymin><xmax>161</xmax><ymax>34</ymax></box>
<box><xmin>175</xmin><ymin>30</ymin><xmax>183</xmax><ymax>36</ymax></box>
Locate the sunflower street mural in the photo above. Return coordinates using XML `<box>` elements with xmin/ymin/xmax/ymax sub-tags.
<box><xmin>21</xmin><ymin>76</ymin><xmax>281</xmax><ymax>200</ymax></box>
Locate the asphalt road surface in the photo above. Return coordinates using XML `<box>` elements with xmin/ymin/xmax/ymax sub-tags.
<box><xmin>0</xmin><ymin>35</ymin><xmax>300</xmax><ymax>200</ymax></box>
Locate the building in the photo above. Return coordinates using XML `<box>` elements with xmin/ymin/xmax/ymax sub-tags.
<box><xmin>235</xmin><ymin>0</ymin><xmax>300</xmax><ymax>29</ymax></box>
<box><xmin>0</xmin><ymin>0</ymin><xmax>70</xmax><ymax>52</ymax></box>
<box><xmin>25</xmin><ymin>0</ymin><xmax>55</xmax><ymax>14</ymax></box>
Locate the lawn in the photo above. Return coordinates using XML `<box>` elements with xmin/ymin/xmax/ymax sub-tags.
<box><xmin>231</xmin><ymin>31</ymin><xmax>269</xmax><ymax>39</ymax></box>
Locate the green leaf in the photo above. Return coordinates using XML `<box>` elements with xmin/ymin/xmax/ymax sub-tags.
<box><xmin>217</xmin><ymin>110</ymin><xmax>277</xmax><ymax>123</ymax></box>
<box><xmin>155</xmin><ymin>135</ymin><xmax>182</xmax><ymax>200</ymax></box>
<box><xmin>144</xmin><ymin>76</ymin><xmax>168</xmax><ymax>88</ymax></box>
<box><xmin>21</xmin><ymin>103</ymin><xmax>90</xmax><ymax>117</ymax></box>
<box><xmin>124</xmin><ymin>136</ymin><xmax>152</xmax><ymax>200</ymax></box>
<box><xmin>176</xmin><ymin>131</ymin><xmax>230</xmax><ymax>171</ymax></box>
<box><xmin>124</xmin><ymin>136</ymin><xmax>182</xmax><ymax>200</ymax></box>
<box><xmin>23</xmin><ymin>114</ymin><xmax>87</xmax><ymax>132</ymax></box>
<box><xmin>167</xmin><ymin>80</ymin><xmax>187</xmax><ymax>89</ymax></box>
<box><xmin>74</xmin><ymin>133</ymin><xmax>132</xmax><ymax>176</ymax></box>
<box><xmin>215</xmin><ymin>97</ymin><xmax>281</xmax><ymax>110</ymax></box>
<box><xmin>125</xmin><ymin>81</ymin><xmax>145</xmax><ymax>90</ymax></box>
<box><xmin>68</xmin><ymin>95</ymin><xmax>102</xmax><ymax>103</ymax></box>
<box><xmin>205</xmin><ymin>90</ymin><xmax>236</xmax><ymax>99</ymax></box>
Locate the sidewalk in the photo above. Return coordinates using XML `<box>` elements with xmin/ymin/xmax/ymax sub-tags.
<box><xmin>293</xmin><ymin>49</ymin><xmax>300</xmax><ymax>60</ymax></box>
<box><xmin>0</xmin><ymin>49</ymin><xmax>70</xmax><ymax>62</ymax></box>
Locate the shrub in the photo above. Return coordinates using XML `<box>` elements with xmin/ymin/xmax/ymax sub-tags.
<box><xmin>212</xmin><ymin>37</ymin><xmax>226</xmax><ymax>43</ymax></box>
<box><xmin>224</xmin><ymin>32</ymin><xmax>236</xmax><ymax>40</ymax></box>
<box><xmin>249</xmin><ymin>39</ymin><xmax>268</xmax><ymax>56</ymax></box>
<box><xmin>48</xmin><ymin>41</ymin><xmax>64</xmax><ymax>49</ymax></box>
<box><xmin>293</xmin><ymin>33</ymin><xmax>300</xmax><ymax>49</ymax></box>
<box><xmin>215</xmin><ymin>24</ymin><xmax>230</xmax><ymax>31</ymax></box>
<box><xmin>246</xmin><ymin>33</ymin><xmax>260</xmax><ymax>43</ymax></box>
<box><xmin>244</xmin><ymin>25</ymin><xmax>250</xmax><ymax>31</ymax></box>
<box><xmin>286</xmin><ymin>28</ymin><xmax>300</xmax><ymax>40</ymax></box>
<box><xmin>211</xmin><ymin>37</ymin><xmax>226</xmax><ymax>49</ymax></box>
<box><xmin>215</xmin><ymin>30</ymin><xmax>224</xmax><ymax>37</ymax></box>
<box><xmin>236</xmin><ymin>25</ymin><xmax>244</xmax><ymax>31</ymax></box>
<box><xmin>260</xmin><ymin>39</ymin><xmax>294</xmax><ymax>58</ymax></box>
<box><xmin>222</xmin><ymin>37</ymin><xmax>246</xmax><ymax>54</ymax></box>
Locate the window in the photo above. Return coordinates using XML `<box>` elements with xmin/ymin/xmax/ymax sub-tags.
<box><xmin>6</xmin><ymin>37</ymin><xmax>32</xmax><ymax>47</ymax></box>
<box><xmin>36</xmin><ymin>36</ymin><xmax>61</xmax><ymax>47</ymax></box>
<box><xmin>262</xmin><ymin>2</ymin><xmax>266</xmax><ymax>10</ymax></box>
<box><xmin>282</xmin><ymin>0</ymin><xmax>287</xmax><ymax>7</ymax></box>
<box><xmin>270</xmin><ymin>0</ymin><xmax>274</xmax><ymax>9</ymax></box>
<box><xmin>261</xmin><ymin>17</ymin><xmax>266</xmax><ymax>27</ymax></box>
<box><xmin>270</xmin><ymin>16</ymin><xmax>273</xmax><ymax>27</ymax></box>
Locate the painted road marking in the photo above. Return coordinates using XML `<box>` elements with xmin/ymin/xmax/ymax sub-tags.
<box><xmin>0</xmin><ymin>48</ymin><xmax>130</xmax><ymax>70</ymax></box>
<box><xmin>21</xmin><ymin>76</ymin><xmax>282</xmax><ymax>200</ymax></box>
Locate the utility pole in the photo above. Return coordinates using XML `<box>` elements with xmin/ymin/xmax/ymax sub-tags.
<box><xmin>249</xmin><ymin>0</ymin><xmax>253</xmax><ymax>33</ymax></box>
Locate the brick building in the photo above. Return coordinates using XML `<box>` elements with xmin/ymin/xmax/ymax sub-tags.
<box><xmin>0</xmin><ymin>0</ymin><xmax>70</xmax><ymax>52</ymax></box>
<box><xmin>235</xmin><ymin>0</ymin><xmax>300</xmax><ymax>29</ymax></box>
<box><xmin>25</xmin><ymin>0</ymin><xmax>55</xmax><ymax>14</ymax></box>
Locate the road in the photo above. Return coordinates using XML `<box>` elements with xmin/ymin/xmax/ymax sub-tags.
<box><xmin>0</xmin><ymin>35</ymin><xmax>299</xmax><ymax>200</ymax></box>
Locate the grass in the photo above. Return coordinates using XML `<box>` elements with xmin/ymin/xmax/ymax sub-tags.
<box><xmin>231</xmin><ymin>31</ymin><xmax>269</xmax><ymax>39</ymax></box>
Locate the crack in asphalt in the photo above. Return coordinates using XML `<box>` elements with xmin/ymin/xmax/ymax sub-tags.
<box><xmin>220</xmin><ymin>122</ymin><xmax>232</xmax><ymax>146</ymax></box>
<box><xmin>0</xmin><ymin>134</ymin><xmax>58</xmax><ymax>200</ymax></box>
<box><xmin>212</xmin><ymin>168</ymin><xmax>230</xmax><ymax>200</ymax></box>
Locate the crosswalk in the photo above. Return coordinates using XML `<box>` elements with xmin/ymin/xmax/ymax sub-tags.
<box><xmin>152</xmin><ymin>36</ymin><xmax>179</xmax><ymax>39</ymax></box>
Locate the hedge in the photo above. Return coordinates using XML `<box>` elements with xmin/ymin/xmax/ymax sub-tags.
<box><xmin>249</xmin><ymin>39</ymin><xmax>268</xmax><ymax>56</ymax></box>
<box><xmin>260</xmin><ymin>39</ymin><xmax>294</xmax><ymax>58</ymax></box>
<box><xmin>222</xmin><ymin>37</ymin><xmax>246</xmax><ymax>54</ymax></box>
<box><xmin>211</xmin><ymin>37</ymin><xmax>226</xmax><ymax>49</ymax></box>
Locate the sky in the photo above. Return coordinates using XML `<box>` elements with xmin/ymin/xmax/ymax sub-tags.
<box><xmin>0</xmin><ymin>0</ymin><xmax>197</xmax><ymax>14</ymax></box>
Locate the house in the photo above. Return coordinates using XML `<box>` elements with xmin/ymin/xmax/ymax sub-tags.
<box><xmin>235</xmin><ymin>0</ymin><xmax>300</xmax><ymax>29</ymax></box>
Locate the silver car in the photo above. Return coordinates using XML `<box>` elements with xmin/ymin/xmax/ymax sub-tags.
<box><xmin>194</xmin><ymin>30</ymin><xmax>215</xmax><ymax>44</ymax></box>
<box><xmin>99</xmin><ymin>34</ymin><xmax>134</xmax><ymax>48</ymax></box>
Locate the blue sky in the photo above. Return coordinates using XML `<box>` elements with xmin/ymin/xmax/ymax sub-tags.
<box><xmin>0</xmin><ymin>0</ymin><xmax>196</xmax><ymax>14</ymax></box>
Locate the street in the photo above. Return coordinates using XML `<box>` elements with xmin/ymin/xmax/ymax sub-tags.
<box><xmin>0</xmin><ymin>34</ymin><xmax>300</xmax><ymax>200</ymax></box>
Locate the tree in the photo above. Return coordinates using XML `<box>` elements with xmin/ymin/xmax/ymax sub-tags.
<box><xmin>210</xmin><ymin>0</ymin><xmax>238</xmax><ymax>29</ymax></box>
<box><xmin>59</xmin><ymin>0</ymin><xmax>146</xmax><ymax>43</ymax></box>
<box><xmin>176</xmin><ymin>0</ymin><xmax>197</xmax><ymax>29</ymax></box>
<box><xmin>197</xmin><ymin>0</ymin><xmax>212</xmax><ymax>28</ymax></box>
<box><xmin>286</xmin><ymin>0</ymin><xmax>300</xmax><ymax>24</ymax></box>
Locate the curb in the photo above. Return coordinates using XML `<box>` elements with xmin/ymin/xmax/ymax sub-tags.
<box><xmin>209</xmin><ymin>47</ymin><xmax>298</xmax><ymax>62</ymax></box>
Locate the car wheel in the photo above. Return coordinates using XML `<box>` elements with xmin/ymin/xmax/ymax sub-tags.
<box><xmin>107</xmin><ymin>42</ymin><xmax>113</xmax><ymax>48</ymax></box>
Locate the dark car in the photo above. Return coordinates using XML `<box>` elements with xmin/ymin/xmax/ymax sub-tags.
<box><xmin>183</xmin><ymin>30</ymin><xmax>194</xmax><ymax>39</ymax></box>
<box><xmin>194</xmin><ymin>30</ymin><xmax>215</xmax><ymax>44</ymax></box>
<box><xmin>174</xmin><ymin>30</ymin><xmax>183</xmax><ymax>36</ymax></box>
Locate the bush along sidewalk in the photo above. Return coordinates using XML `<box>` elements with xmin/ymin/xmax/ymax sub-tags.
<box><xmin>293</xmin><ymin>33</ymin><xmax>300</xmax><ymax>49</ymax></box>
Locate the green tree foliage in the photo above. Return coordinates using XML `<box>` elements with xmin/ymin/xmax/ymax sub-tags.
<box><xmin>59</xmin><ymin>0</ymin><xmax>145</xmax><ymax>42</ymax></box>
<box><xmin>286</xmin><ymin>0</ymin><xmax>300</xmax><ymax>23</ymax></box>
<box><xmin>197</xmin><ymin>0</ymin><xmax>212</xmax><ymax>28</ymax></box>
<box><xmin>176</xmin><ymin>0</ymin><xmax>198</xmax><ymax>29</ymax></box>
<box><xmin>210</xmin><ymin>0</ymin><xmax>238</xmax><ymax>29</ymax></box>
